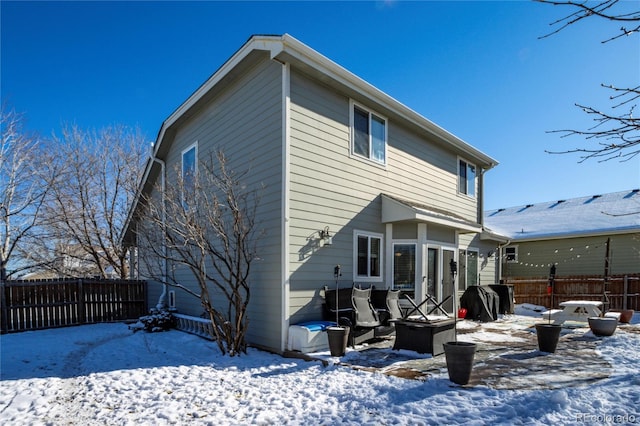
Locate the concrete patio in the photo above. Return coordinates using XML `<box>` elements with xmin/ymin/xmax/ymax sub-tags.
<box><xmin>287</xmin><ymin>314</ymin><xmax>640</xmax><ymax>390</ymax></box>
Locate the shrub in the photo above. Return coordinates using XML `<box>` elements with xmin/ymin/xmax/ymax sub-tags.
<box><xmin>130</xmin><ymin>308</ymin><xmax>176</xmax><ymax>333</ymax></box>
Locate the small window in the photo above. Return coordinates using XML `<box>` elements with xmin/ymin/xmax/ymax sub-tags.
<box><xmin>458</xmin><ymin>159</ymin><xmax>476</xmax><ymax>197</ymax></box>
<box><xmin>182</xmin><ymin>142</ymin><xmax>197</xmax><ymax>206</ymax></box>
<box><xmin>352</xmin><ymin>103</ymin><xmax>387</xmax><ymax>164</ymax></box>
<box><xmin>354</xmin><ymin>231</ymin><xmax>383</xmax><ymax>281</ymax></box>
<box><xmin>504</xmin><ymin>246</ymin><xmax>518</xmax><ymax>263</ymax></box>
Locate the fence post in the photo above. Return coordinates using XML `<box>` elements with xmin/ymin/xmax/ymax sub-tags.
<box><xmin>0</xmin><ymin>281</ymin><xmax>8</xmax><ymax>334</ymax></box>
<box><xmin>623</xmin><ymin>275</ymin><xmax>628</xmax><ymax>310</ymax></box>
<box><xmin>78</xmin><ymin>279</ymin><xmax>85</xmax><ymax>324</ymax></box>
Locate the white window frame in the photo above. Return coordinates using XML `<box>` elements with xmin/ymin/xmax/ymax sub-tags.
<box><xmin>350</xmin><ymin>100</ymin><xmax>388</xmax><ymax>165</ymax></box>
<box><xmin>181</xmin><ymin>142</ymin><xmax>198</xmax><ymax>206</ymax></box>
<box><xmin>392</xmin><ymin>241</ymin><xmax>417</xmax><ymax>293</ymax></box>
<box><xmin>459</xmin><ymin>248</ymin><xmax>479</xmax><ymax>290</ymax></box>
<box><xmin>353</xmin><ymin>230</ymin><xmax>384</xmax><ymax>282</ymax></box>
<box><xmin>458</xmin><ymin>157</ymin><xmax>476</xmax><ymax>198</ymax></box>
<box><xmin>504</xmin><ymin>246</ymin><xmax>518</xmax><ymax>263</ymax></box>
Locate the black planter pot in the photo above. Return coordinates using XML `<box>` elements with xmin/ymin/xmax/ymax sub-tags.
<box><xmin>443</xmin><ymin>341</ymin><xmax>477</xmax><ymax>385</ymax></box>
<box><xmin>326</xmin><ymin>326</ymin><xmax>350</xmax><ymax>357</ymax></box>
<box><xmin>588</xmin><ymin>317</ymin><xmax>618</xmax><ymax>336</ymax></box>
<box><xmin>535</xmin><ymin>323</ymin><xmax>561</xmax><ymax>353</ymax></box>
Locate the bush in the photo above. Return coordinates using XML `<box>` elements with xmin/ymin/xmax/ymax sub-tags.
<box><xmin>130</xmin><ymin>308</ymin><xmax>176</xmax><ymax>333</ymax></box>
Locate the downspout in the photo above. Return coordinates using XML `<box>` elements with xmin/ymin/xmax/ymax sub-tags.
<box><xmin>151</xmin><ymin>156</ymin><xmax>168</xmax><ymax>310</ymax></box>
<box><xmin>478</xmin><ymin>167</ymin><xmax>485</xmax><ymax>226</ymax></box>
<box><xmin>279</xmin><ymin>60</ymin><xmax>291</xmax><ymax>353</ymax></box>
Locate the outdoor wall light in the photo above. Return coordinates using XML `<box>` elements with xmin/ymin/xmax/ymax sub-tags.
<box><xmin>319</xmin><ymin>226</ymin><xmax>333</xmax><ymax>246</ymax></box>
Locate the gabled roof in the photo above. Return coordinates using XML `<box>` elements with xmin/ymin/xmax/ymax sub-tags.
<box><xmin>152</xmin><ymin>34</ymin><xmax>498</xmax><ymax>168</ymax></box>
<box><xmin>122</xmin><ymin>34</ymin><xmax>498</xmax><ymax>244</ymax></box>
<box><xmin>484</xmin><ymin>189</ymin><xmax>640</xmax><ymax>241</ymax></box>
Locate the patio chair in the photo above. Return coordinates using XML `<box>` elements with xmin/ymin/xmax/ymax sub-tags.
<box><xmin>371</xmin><ymin>289</ymin><xmax>403</xmax><ymax>325</ymax></box>
<box><xmin>324</xmin><ymin>286</ymin><xmax>396</xmax><ymax>346</ymax></box>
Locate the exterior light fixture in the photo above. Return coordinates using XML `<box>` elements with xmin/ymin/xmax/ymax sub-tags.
<box><xmin>319</xmin><ymin>226</ymin><xmax>332</xmax><ymax>246</ymax></box>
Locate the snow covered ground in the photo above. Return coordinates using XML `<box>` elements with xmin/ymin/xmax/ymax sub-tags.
<box><xmin>1</xmin><ymin>308</ymin><xmax>639</xmax><ymax>425</ymax></box>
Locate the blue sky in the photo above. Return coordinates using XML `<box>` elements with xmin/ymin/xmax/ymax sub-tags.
<box><xmin>2</xmin><ymin>1</ymin><xmax>638</xmax><ymax>210</ymax></box>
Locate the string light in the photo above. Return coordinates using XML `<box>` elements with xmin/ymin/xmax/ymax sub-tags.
<box><xmin>506</xmin><ymin>242</ymin><xmax>607</xmax><ymax>270</ymax></box>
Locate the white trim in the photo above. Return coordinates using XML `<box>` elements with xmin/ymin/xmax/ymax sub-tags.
<box><xmin>353</xmin><ymin>229</ymin><xmax>384</xmax><ymax>283</ymax></box>
<box><xmin>391</xmin><ymin>241</ymin><xmax>418</xmax><ymax>294</ymax></box>
<box><xmin>349</xmin><ymin>99</ymin><xmax>388</xmax><ymax>166</ymax></box>
<box><xmin>278</xmin><ymin>34</ymin><xmax>497</xmax><ymax>168</ymax></box>
<box><xmin>504</xmin><ymin>245</ymin><xmax>519</xmax><ymax>263</ymax></box>
<box><xmin>507</xmin><ymin>228</ymin><xmax>639</xmax><ymax>242</ymax></box>
<box><xmin>181</xmin><ymin>141</ymin><xmax>198</xmax><ymax>207</ymax></box>
<box><xmin>457</xmin><ymin>156</ymin><xmax>476</xmax><ymax>199</ymax></box>
<box><xmin>385</xmin><ymin>223</ymin><xmax>393</xmax><ymax>288</ymax></box>
<box><xmin>181</xmin><ymin>141</ymin><xmax>198</xmax><ymax>174</ymax></box>
<box><xmin>122</xmin><ymin>34</ymin><xmax>498</xmax><ymax>246</ymax></box>
<box><xmin>459</xmin><ymin>247</ymin><xmax>479</xmax><ymax>290</ymax></box>
<box><xmin>381</xmin><ymin>194</ymin><xmax>482</xmax><ymax>233</ymax></box>
<box><xmin>280</xmin><ymin>62</ymin><xmax>291</xmax><ymax>353</ymax></box>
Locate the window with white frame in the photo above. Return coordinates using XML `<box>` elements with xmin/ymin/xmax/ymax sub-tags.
<box><xmin>352</xmin><ymin>103</ymin><xmax>387</xmax><ymax>164</ymax></box>
<box><xmin>504</xmin><ymin>246</ymin><xmax>518</xmax><ymax>263</ymax></box>
<box><xmin>458</xmin><ymin>249</ymin><xmax>479</xmax><ymax>291</ymax></box>
<box><xmin>458</xmin><ymin>159</ymin><xmax>476</xmax><ymax>197</ymax></box>
<box><xmin>181</xmin><ymin>142</ymin><xmax>197</xmax><ymax>206</ymax></box>
<box><xmin>393</xmin><ymin>243</ymin><xmax>416</xmax><ymax>295</ymax></box>
<box><xmin>354</xmin><ymin>231</ymin><xmax>383</xmax><ymax>281</ymax></box>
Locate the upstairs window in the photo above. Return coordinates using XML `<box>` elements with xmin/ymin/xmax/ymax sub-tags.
<box><xmin>181</xmin><ymin>142</ymin><xmax>197</xmax><ymax>207</ymax></box>
<box><xmin>458</xmin><ymin>159</ymin><xmax>476</xmax><ymax>197</ymax></box>
<box><xmin>354</xmin><ymin>231</ymin><xmax>383</xmax><ymax>281</ymax></box>
<box><xmin>352</xmin><ymin>103</ymin><xmax>387</xmax><ymax>165</ymax></box>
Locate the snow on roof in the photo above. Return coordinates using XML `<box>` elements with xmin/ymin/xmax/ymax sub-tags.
<box><xmin>484</xmin><ymin>189</ymin><xmax>640</xmax><ymax>241</ymax></box>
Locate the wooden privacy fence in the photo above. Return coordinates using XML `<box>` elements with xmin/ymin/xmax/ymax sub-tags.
<box><xmin>503</xmin><ymin>274</ymin><xmax>640</xmax><ymax>311</ymax></box>
<box><xmin>1</xmin><ymin>278</ymin><xmax>147</xmax><ymax>334</ymax></box>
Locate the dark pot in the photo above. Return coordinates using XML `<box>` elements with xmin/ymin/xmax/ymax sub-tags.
<box><xmin>443</xmin><ymin>341</ymin><xmax>476</xmax><ymax>385</ymax></box>
<box><xmin>535</xmin><ymin>323</ymin><xmax>561</xmax><ymax>353</ymax></box>
<box><xmin>608</xmin><ymin>309</ymin><xmax>634</xmax><ymax>324</ymax></box>
<box><xmin>326</xmin><ymin>326</ymin><xmax>350</xmax><ymax>357</ymax></box>
<box><xmin>588</xmin><ymin>317</ymin><xmax>617</xmax><ymax>337</ymax></box>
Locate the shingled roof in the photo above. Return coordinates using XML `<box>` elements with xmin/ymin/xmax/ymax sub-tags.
<box><xmin>484</xmin><ymin>189</ymin><xmax>640</xmax><ymax>241</ymax></box>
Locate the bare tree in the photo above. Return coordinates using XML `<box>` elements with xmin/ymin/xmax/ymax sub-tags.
<box><xmin>538</xmin><ymin>0</ymin><xmax>640</xmax><ymax>162</ymax></box>
<box><xmin>137</xmin><ymin>150</ymin><xmax>262</xmax><ymax>356</ymax></box>
<box><xmin>35</xmin><ymin>125</ymin><xmax>147</xmax><ymax>278</ymax></box>
<box><xmin>0</xmin><ymin>107</ymin><xmax>55</xmax><ymax>280</ymax></box>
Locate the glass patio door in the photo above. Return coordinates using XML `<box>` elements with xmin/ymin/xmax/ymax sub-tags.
<box><xmin>441</xmin><ymin>249</ymin><xmax>455</xmax><ymax>313</ymax></box>
<box><xmin>426</xmin><ymin>246</ymin><xmax>456</xmax><ymax>315</ymax></box>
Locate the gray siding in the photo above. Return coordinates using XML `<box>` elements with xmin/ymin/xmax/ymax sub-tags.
<box><xmin>502</xmin><ymin>234</ymin><xmax>640</xmax><ymax>278</ymax></box>
<box><xmin>287</xmin><ymin>69</ymin><xmax>482</xmax><ymax>322</ymax></box>
<box><xmin>138</xmin><ymin>54</ymin><xmax>284</xmax><ymax>351</ymax></box>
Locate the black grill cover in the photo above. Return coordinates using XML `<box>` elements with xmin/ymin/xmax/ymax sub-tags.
<box><xmin>460</xmin><ymin>286</ymin><xmax>499</xmax><ymax>322</ymax></box>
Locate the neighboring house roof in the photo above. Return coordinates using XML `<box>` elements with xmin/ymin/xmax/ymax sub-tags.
<box><xmin>484</xmin><ymin>189</ymin><xmax>640</xmax><ymax>241</ymax></box>
<box><xmin>121</xmin><ymin>34</ymin><xmax>498</xmax><ymax>244</ymax></box>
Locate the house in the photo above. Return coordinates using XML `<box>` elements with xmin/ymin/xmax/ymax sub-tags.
<box><xmin>19</xmin><ymin>243</ymin><xmax>120</xmax><ymax>280</ymax></box>
<box><xmin>484</xmin><ymin>189</ymin><xmax>640</xmax><ymax>279</ymax></box>
<box><xmin>122</xmin><ymin>34</ymin><xmax>501</xmax><ymax>353</ymax></box>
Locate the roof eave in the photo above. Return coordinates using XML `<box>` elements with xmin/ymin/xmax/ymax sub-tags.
<box><xmin>276</xmin><ymin>35</ymin><xmax>498</xmax><ymax>169</ymax></box>
<box><xmin>507</xmin><ymin>227</ymin><xmax>640</xmax><ymax>242</ymax></box>
<box><xmin>381</xmin><ymin>194</ymin><xmax>482</xmax><ymax>233</ymax></box>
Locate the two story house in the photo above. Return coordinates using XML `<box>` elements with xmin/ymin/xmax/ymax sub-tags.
<box><xmin>122</xmin><ymin>34</ymin><xmax>500</xmax><ymax>353</ymax></box>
